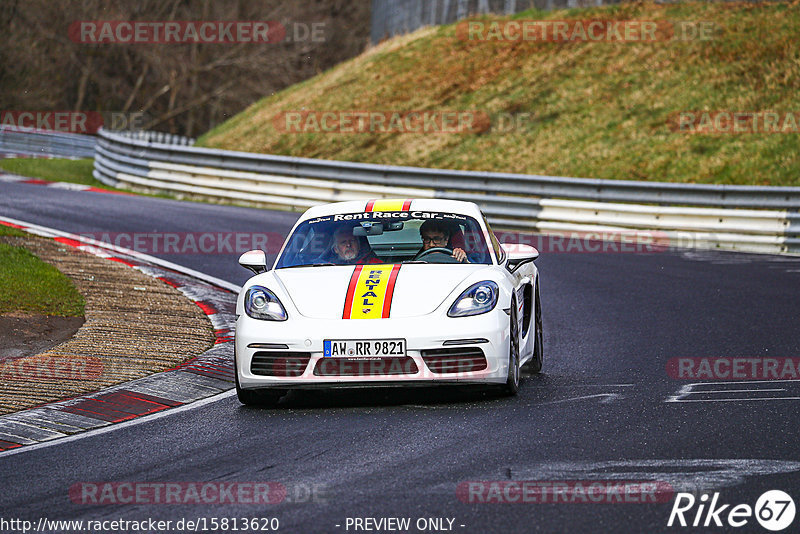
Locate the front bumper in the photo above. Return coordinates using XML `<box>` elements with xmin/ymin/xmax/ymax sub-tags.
<box><xmin>235</xmin><ymin>310</ymin><xmax>511</xmax><ymax>390</ymax></box>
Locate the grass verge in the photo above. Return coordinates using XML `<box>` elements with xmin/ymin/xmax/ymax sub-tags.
<box><xmin>0</xmin><ymin>158</ymin><xmax>106</xmax><ymax>187</ymax></box>
<box><xmin>0</xmin><ymin>157</ymin><xmax>180</xmax><ymax>199</ymax></box>
<box><xmin>0</xmin><ymin>226</ymin><xmax>85</xmax><ymax>317</ymax></box>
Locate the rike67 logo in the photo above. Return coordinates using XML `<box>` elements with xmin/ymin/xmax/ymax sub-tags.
<box><xmin>668</xmin><ymin>490</ymin><xmax>795</xmax><ymax>531</ymax></box>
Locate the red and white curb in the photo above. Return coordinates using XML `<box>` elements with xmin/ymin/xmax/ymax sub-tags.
<box><xmin>0</xmin><ymin>216</ymin><xmax>241</xmax><ymax>456</ymax></box>
<box><xmin>0</xmin><ymin>170</ymin><xmax>129</xmax><ymax>195</ymax></box>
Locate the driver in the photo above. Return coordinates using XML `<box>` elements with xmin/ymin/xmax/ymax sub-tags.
<box><xmin>331</xmin><ymin>225</ymin><xmax>381</xmax><ymax>265</ymax></box>
<box><xmin>419</xmin><ymin>220</ymin><xmax>468</xmax><ymax>263</ymax></box>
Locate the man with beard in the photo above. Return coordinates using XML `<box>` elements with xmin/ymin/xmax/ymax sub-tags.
<box><xmin>331</xmin><ymin>225</ymin><xmax>381</xmax><ymax>265</ymax></box>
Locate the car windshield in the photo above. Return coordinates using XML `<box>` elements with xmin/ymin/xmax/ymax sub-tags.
<box><xmin>275</xmin><ymin>211</ymin><xmax>493</xmax><ymax>268</ymax></box>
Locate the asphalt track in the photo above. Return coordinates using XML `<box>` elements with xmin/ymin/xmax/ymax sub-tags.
<box><xmin>2</xmin><ymin>180</ymin><xmax>800</xmax><ymax>533</ymax></box>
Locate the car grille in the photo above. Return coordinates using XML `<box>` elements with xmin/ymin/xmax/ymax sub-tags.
<box><xmin>313</xmin><ymin>357</ymin><xmax>419</xmax><ymax>376</ymax></box>
<box><xmin>420</xmin><ymin>347</ymin><xmax>488</xmax><ymax>374</ymax></box>
<box><xmin>250</xmin><ymin>352</ymin><xmax>311</xmax><ymax>377</ymax></box>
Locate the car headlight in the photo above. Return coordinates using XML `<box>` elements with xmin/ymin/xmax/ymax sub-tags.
<box><xmin>448</xmin><ymin>281</ymin><xmax>499</xmax><ymax>317</ymax></box>
<box><xmin>244</xmin><ymin>285</ymin><xmax>288</xmax><ymax>321</ymax></box>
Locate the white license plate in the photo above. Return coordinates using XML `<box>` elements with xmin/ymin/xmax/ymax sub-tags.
<box><xmin>323</xmin><ymin>339</ymin><xmax>406</xmax><ymax>358</ymax></box>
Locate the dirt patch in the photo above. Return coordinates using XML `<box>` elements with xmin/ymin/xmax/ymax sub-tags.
<box><xmin>0</xmin><ymin>312</ymin><xmax>84</xmax><ymax>361</ymax></box>
<box><xmin>0</xmin><ymin>235</ymin><xmax>215</xmax><ymax>415</ymax></box>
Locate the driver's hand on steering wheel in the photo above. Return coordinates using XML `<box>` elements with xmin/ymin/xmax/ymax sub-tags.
<box><xmin>453</xmin><ymin>248</ymin><xmax>468</xmax><ymax>263</ymax></box>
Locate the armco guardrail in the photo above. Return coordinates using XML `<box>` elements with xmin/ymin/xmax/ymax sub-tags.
<box><xmin>370</xmin><ymin>0</ymin><xmax>621</xmax><ymax>44</ymax></box>
<box><xmin>0</xmin><ymin>127</ymin><xmax>97</xmax><ymax>159</ymax></box>
<box><xmin>110</xmin><ymin>129</ymin><xmax>195</xmax><ymax>146</ymax></box>
<box><xmin>94</xmin><ymin>128</ymin><xmax>800</xmax><ymax>255</ymax></box>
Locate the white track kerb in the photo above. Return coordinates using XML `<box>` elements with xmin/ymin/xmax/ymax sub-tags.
<box><xmin>0</xmin><ymin>216</ymin><xmax>241</xmax><ymax>459</ymax></box>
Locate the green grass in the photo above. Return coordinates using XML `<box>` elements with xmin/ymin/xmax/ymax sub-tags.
<box><xmin>0</xmin><ymin>157</ymin><xmax>183</xmax><ymax>200</ymax></box>
<box><xmin>0</xmin><ymin>225</ymin><xmax>26</xmax><ymax>238</ymax></box>
<box><xmin>0</xmin><ymin>227</ymin><xmax>85</xmax><ymax>317</ymax></box>
<box><xmin>0</xmin><ymin>158</ymin><xmax>105</xmax><ymax>187</ymax></box>
<box><xmin>197</xmin><ymin>1</ymin><xmax>800</xmax><ymax>186</ymax></box>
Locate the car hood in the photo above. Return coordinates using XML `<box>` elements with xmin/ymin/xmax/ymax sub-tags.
<box><xmin>273</xmin><ymin>264</ymin><xmax>488</xmax><ymax>319</ymax></box>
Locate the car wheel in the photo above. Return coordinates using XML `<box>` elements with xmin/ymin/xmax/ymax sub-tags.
<box><xmin>502</xmin><ymin>298</ymin><xmax>521</xmax><ymax>396</ymax></box>
<box><xmin>234</xmin><ymin>349</ymin><xmax>285</xmax><ymax>406</ymax></box>
<box><xmin>522</xmin><ymin>280</ymin><xmax>543</xmax><ymax>374</ymax></box>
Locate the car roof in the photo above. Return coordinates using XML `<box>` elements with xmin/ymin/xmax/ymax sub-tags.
<box><xmin>297</xmin><ymin>198</ymin><xmax>485</xmax><ymax>222</ymax></box>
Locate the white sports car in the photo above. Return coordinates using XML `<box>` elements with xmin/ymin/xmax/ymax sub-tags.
<box><xmin>234</xmin><ymin>198</ymin><xmax>542</xmax><ymax>405</ymax></box>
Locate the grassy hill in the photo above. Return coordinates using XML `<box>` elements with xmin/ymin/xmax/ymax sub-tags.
<box><xmin>198</xmin><ymin>1</ymin><xmax>800</xmax><ymax>186</ymax></box>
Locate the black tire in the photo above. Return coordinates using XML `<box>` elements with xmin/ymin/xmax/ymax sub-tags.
<box><xmin>522</xmin><ymin>280</ymin><xmax>543</xmax><ymax>374</ymax></box>
<box><xmin>234</xmin><ymin>350</ymin><xmax>285</xmax><ymax>406</ymax></box>
<box><xmin>501</xmin><ymin>298</ymin><xmax>521</xmax><ymax>396</ymax></box>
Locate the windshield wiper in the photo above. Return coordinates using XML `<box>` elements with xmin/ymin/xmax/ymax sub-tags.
<box><xmin>401</xmin><ymin>260</ymin><xmax>428</xmax><ymax>264</ymax></box>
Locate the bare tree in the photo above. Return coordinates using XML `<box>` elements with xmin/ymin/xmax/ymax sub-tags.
<box><xmin>0</xmin><ymin>0</ymin><xmax>371</xmax><ymax>136</ymax></box>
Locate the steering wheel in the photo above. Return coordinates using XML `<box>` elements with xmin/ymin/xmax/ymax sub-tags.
<box><xmin>414</xmin><ymin>247</ymin><xmax>454</xmax><ymax>260</ymax></box>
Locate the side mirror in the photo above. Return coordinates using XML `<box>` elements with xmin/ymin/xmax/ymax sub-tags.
<box><xmin>238</xmin><ymin>249</ymin><xmax>268</xmax><ymax>275</ymax></box>
<box><xmin>501</xmin><ymin>243</ymin><xmax>539</xmax><ymax>273</ymax></box>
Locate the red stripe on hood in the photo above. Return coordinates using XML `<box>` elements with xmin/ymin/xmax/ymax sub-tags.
<box><xmin>381</xmin><ymin>265</ymin><xmax>401</xmax><ymax>318</ymax></box>
<box><xmin>342</xmin><ymin>265</ymin><xmax>363</xmax><ymax>319</ymax></box>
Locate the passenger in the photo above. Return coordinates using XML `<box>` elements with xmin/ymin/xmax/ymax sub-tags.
<box><xmin>418</xmin><ymin>220</ymin><xmax>468</xmax><ymax>263</ymax></box>
<box><xmin>331</xmin><ymin>226</ymin><xmax>381</xmax><ymax>265</ymax></box>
